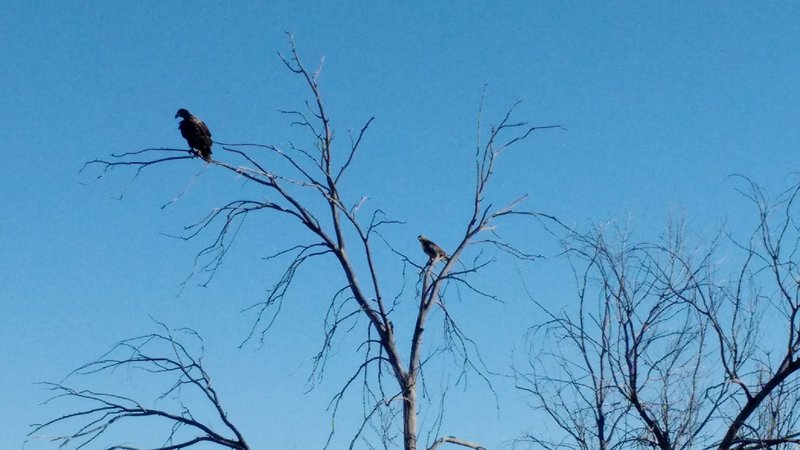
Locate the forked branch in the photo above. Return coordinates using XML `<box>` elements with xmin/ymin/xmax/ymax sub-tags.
<box><xmin>29</xmin><ymin>326</ymin><xmax>250</xmax><ymax>450</ymax></box>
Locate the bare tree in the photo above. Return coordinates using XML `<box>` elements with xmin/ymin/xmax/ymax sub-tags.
<box><xmin>706</xmin><ymin>177</ymin><xmax>800</xmax><ymax>450</ymax></box>
<box><xmin>29</xmin><ymin>325</ymin><xmax>250</xmax><ymax>450</ymax></box>
<box><xmin>516</xmin><ymin>217</ymin><xmax>726</xmax><ymax>450</ymax></box>
<box><xmin>37</xmin><ymin>35</ymin><xmax>558</xmax><ymax>450</ymax></box>
<box><xmin>518</xmin><ymin>177</ymin><xmax>800</xmax><ymax>450</ymax></box>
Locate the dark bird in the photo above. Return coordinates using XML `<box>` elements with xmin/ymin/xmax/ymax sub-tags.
<box><xmin>175</xmin><ymin>108</ymin><xmax>212</xmax><ymax>162</ymax></box>
<box><xmin>418</xmin><ymin>235</ymin><xmax>448</xmax><ymax>262</ymax></box>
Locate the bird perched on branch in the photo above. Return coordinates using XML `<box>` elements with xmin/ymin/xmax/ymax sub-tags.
<box><xmin>418</xmin><ymin>235</ymin><xmax>448</xmax><ymax>262</ymax></box>
<box><xmin>175</xmin><ymin>108</ymin><xmax>212</xmax><ymax>162</ymax></box>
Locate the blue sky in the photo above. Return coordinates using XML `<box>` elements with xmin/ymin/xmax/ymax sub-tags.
<box><xmin>2</xmin><ymin>2</ymin><xmax>799</xmax><ymax>449</ymax></box>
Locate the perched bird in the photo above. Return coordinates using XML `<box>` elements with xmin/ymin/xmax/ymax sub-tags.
<box><xmin>418</xmin><ymin>235</ymin><xmax>448</xmax><ymax>262</ymax></box>
<box><xmin>175</xmin><ymin>108</ymin><xmax>212</xmax><ymax>161</ymax></box>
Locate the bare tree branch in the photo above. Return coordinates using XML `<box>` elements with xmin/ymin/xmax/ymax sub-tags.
<box><xmin>29</xmin><ymin>325</ymin><xmax>250</xmax><ymax>450</ymax></box>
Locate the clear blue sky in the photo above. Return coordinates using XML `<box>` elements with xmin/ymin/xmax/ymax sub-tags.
<box><xmin>2</xmin><ymin>2</ymin><xmax>799</xmax><ymax>449</ymax></box>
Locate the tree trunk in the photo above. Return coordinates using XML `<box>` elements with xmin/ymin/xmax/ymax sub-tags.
<box><xmin>403</xmin><ymin>379</ymin><xmax>418</xmax><ymax>450</ymax></box>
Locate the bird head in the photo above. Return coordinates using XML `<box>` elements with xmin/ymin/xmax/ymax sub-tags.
<box><xmin>417</xmin><ymin>235</ymin><xmax>425</xmax><ymax>242</ymax></box>
<box><xmin>175</xmin><ymin>108</ymin><xmax>191</xmax><ymax>119</ymax></box>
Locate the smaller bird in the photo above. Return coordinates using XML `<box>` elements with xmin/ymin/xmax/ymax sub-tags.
<box><xmin>175</xmin><ymin>108</ymin><xmax>213</xmax><ymax>162</ymax></box>
<box><xmin>418</xmin><ymin>235</ymin><xmax>448</xmax><ymax>262</ymax></box>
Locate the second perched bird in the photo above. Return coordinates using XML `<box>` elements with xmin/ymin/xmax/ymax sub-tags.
<box><xmin>418</xmin><ymin>235</ymin><xmax>448</xmax><ymax>262</ymax></box>
<box><xmin>175</xmin><ymin>108</ymin><xmax>213</xmax><ymax>162</ymax></box>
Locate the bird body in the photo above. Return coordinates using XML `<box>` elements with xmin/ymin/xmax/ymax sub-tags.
<box><xmin>175</xmin><ymin>108</ymin><xmax>212</xmax><ymax>161</ymax></box>
<box><xmin>418</xmin><ymin>235</ymin><xmax>448</xmax><ymax>262</ymax></box>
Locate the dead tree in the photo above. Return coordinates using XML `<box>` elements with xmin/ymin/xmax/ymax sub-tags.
<box><xmin>29</xmin><ymin>325</ymin><xmax>250</xmax><ymax>450</ymax></box>
<box><xmin>517</xmin><ymin>217</ymin><xmax>727</xmax><ymax>450</ymax></box>
<box><xmin>704</xmin><ymin>177</ymin><xmax>800</xmax><ymax>450</ymax></box>
<box><xmin>44</xmin><ymin>34</ymin><xmax>558</xmax><ymax>450</ymax></box>
<box><xmin>519</xmin><ymin>177</ymin><xmax>800</xmax><ymax>450</ymax></box>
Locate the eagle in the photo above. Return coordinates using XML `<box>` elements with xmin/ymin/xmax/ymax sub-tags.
<box><xmin>175</xmin><ymin>108</ymin><xmax>212</xmax><ymax>162</ymax></box>
<box><xmin>418</xmin><ymin>235</ymin><xmax>448</xmax><ymax>262</ymax></box>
